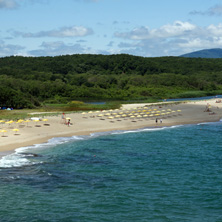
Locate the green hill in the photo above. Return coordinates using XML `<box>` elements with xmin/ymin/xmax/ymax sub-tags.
<box><xmin>0</xmin><ymin>54</ymin><xmax>222</xmax><ymax>108</ymax></box>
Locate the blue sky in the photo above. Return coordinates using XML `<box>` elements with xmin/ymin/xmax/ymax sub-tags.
<box><xmin>1</xmin><ymin>0</ymin><xmax>222</xmax><ymax>57</ymax></box>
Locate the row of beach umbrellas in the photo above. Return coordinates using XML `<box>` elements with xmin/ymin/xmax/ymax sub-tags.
<box><xmin>0</xmin><ymin>118</ymin><xmax>49</xmax><ymax>137</ymax></box>
<box><xmin>0</xmin><ymin>118</ymin><xmax>49</xmax><ymax>126</ymax></box>
<box><xmin>81</xmin><ymin>107</ymin><xmax>181</xmax><ymax>120</ymax></box>
<box><xmin>1</xmin><ymin>129</ymin><xmax>20</xmax><ymax>137</ymax></box>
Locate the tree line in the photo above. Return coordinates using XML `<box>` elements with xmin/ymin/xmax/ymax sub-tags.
<box><xmin>0</xmin><ymin>54</ymin><xmax>222</xmax><ymax>108</ymax></box>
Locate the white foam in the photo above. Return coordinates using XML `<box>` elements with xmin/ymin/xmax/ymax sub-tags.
<box><xmin>0</xmin><ymin>153</ymin><xmax>31</xmax><ymax>168</ymax></box>
<box><xmin>197</xmin><ymin>120</ymin><xmax>222</xmax><ymax>126</ymax></box>
<box><xmin>0</xmin><ymin>135</ymin><xmax>86</xmax><ymax>169</ymax></box>
<box><xmin>112</xmin><ymin>125</ymin><xmax>183</xmax><ymax>135</ymax></box>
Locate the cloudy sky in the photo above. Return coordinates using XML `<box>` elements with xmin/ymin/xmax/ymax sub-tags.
<box><xmin>1</xmin><ymin>0</ymin><xmax>222</xmax><ymax>57</ymax></box>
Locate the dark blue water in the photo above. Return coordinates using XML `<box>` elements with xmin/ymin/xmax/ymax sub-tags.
<box><xmin>0</xmin><ymin>123</ymin><xmax>222</xmax><ymax>221</ymax></box>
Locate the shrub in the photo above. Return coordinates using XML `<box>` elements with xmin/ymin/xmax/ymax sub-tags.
<box><xmin>67</xmin><ymin>101</ymin><xmax>85</xmax><ymax>107</ymax></box>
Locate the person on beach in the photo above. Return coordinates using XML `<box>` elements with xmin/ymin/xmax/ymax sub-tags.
<box><xmin>67</xmin><ymin>119</ymin><xmax>71</xmax><ymax>127</ymax></box>
<box><xmin>155</xmin><ymin>118</ymin><xmax>158</xmax><ymax>124</ymax></box>
<box><xmin>160</xmin><ymin>119</ymin><xmax>162</xmax><ymax>123</ymax></box>
<box><xmin>61</xmin><ymin>113</ymin><xmax>66</xmax><ymax>124</ymax></box>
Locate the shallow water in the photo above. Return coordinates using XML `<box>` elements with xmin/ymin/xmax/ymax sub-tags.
<box><xmin>0</xmin><ymin>123</ymin><xmax>222</xmax><ymax>221</ymax></box>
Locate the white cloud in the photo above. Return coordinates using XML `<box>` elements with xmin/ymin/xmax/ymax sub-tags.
<box><xmin>12</xmin><ymin>26</ymin><xmax>93</xmax><ymax>38</ymax></box>
<box><xmin>28</xmin><ymin>41</ymin><xmax>92</xmax><ymax>56</ymax></box>
<box><xmin>0</xmin><ymin>40</ymin><xmax>25</xmax><ymax>57</ymax></box>
<box><xmin>114</xmin><ymin>21</ymin><xmax>222</xmax><ymax>56</ymax></box>
<box><xmin>0</xmin><ymin>0</ymin><xmax>18</xmax><ymax>9</ymax></box>
<box><xmin>28</xmin><ymin>40</ymin><xmax>113</xmax><ymax>56</ymax></box>
<box><xmin>190</xmin><ymin>4</ymin><xmax>222</xmax><ymax>16</ymax></box>
<box><xmin>115</xmin><ymin>21</ymin><xmax>196</xmax><ymax>40</ymax></box>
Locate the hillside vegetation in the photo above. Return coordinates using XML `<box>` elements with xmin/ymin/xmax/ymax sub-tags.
<box><xmin>1</xmin><ymin>54</ymin><xmax>222</xmax><ymax>108</ymax></box>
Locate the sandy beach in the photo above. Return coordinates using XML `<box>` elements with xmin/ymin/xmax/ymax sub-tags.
<box><xmin>0</xmin><ymin>98</ymin><xmax>222</xmax><ymax>157</ymax></box>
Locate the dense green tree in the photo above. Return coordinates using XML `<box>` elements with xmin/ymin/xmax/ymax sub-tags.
<box><xmin>0</xmin><ymin>54</ymin><xmax>222</xmax><ymax>107</ymax></box>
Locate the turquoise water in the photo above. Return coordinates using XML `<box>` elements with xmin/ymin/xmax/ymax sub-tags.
<box><xmin>0</xmin><ymin>123</ymin><xmax>222</xmax><ymax>222</ymax></box>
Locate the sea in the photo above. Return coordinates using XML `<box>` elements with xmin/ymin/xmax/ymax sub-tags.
<box><xmin>0</xmin><ymin>120</ymin><xmax>222</xmax><ymax>222</ymax></box>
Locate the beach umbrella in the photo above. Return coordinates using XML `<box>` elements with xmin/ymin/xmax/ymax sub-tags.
<box><xmin>5</xmin><ymin>120</ymin><xmax>14</xmax><ymax>128</ymax></box>
<box><xmin>33</xmin><ymin>119</ymin><xmax>40</xmax><ymax>127</ymax></box>
<box><xmin>42</xmin><ymin>119</ymin><xmax>49</xmax><ymax>125</ymax></box>
<box><xmin>12</xmin><ymin>129</ymin><xmax>19</xmax><ymax>135</ymax></box>
<box><xmin>66</xmin><ymin>117</ymin><xmax>71</xmax><ymax>120</ymax></box>
<box><xmin>24</xmin><ymin>120</ymin><xmax>31</xmax><ymax>126</ymax></box>
<box><xmin>108</xmin><ymin>116</ymin><xmax>114</xmax><ymax>119</ymax></box>
<box><xmin>1</xmin><ymin>129</ymin><xmax>7</xmax><ymax>137</ymax></box>
<box><xmin>177</xmin><ymin>110</ymin><xmax>181</xmax><ymax>112</ymax></box>
<box><xmin>33</xmin><ymin>119</ymin><xmax>41</xmax><ymax>126</ymax></box>
<box><xmin>16</xmin><ymin>120</ymin><xmax>24</xmax><ymax>127</ymax></box>
<box><xmin>5</xmin><ymin>120</ymin><xmax>13</xmax><ymax>124</ymax></box>
<box><xmin>97</xmin><ymin>114</ymin><xmax>103</xmax><ymax>117</ymax></box>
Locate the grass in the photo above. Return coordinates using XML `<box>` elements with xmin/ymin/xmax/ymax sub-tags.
<box><xmin>0</xmin><ymin>101</ymin><xmax>122</xmax><ymax>121</ymax></box>
<box><xmin>0</xmin><ymin>109</ymin><xmax>35</xmax><ymax>121</ymax></box>
<box><xmin>42</xmin><ymin>101</ymin><xmax>122</xmax><ymax>112</ymax></box>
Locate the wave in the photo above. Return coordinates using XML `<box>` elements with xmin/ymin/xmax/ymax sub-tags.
<box><xmin>0</xmin><ymin>135</ymin><xmax>85</xmax><ymax>169</ymax></box>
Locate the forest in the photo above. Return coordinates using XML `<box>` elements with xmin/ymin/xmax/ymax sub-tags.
<box><xmin>0</xmin><ymin>54</ymin><xmax>222</xmax><ymax>108</ymax></box>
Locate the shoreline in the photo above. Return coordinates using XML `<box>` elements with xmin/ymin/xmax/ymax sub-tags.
<box><xmin>0</xmin><ymin>98</ymin><xmax>222</xmax><ymax>159</ymax></box>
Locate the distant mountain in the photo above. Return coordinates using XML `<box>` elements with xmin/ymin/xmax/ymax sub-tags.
<box><xmin>180</xmin><ymin>48</ymin><xmax>222</xmax><ymax>58</ymax></box>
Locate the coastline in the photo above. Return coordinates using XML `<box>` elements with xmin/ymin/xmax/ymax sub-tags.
<box><xmin>0</xmin><ymin>98</ymin><xmax>222</xmax><ymax>159</ymax></box>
